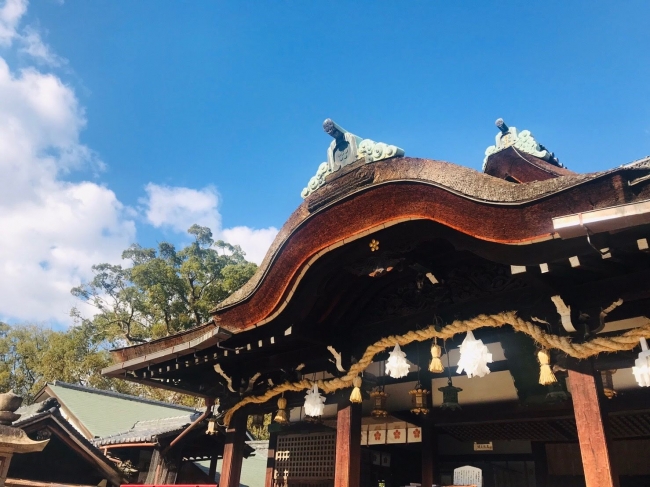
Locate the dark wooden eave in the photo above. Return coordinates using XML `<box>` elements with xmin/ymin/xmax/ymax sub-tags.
<box><xmin>103</xmin><ymin>155</ymin><xmax>650</xmax><ymax>399</ymax></box>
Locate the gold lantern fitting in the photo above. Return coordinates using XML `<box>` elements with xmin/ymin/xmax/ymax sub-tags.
<box><xmin>206</xmin><ymin>417</ymin><xmax>218</xmax><ymax>435</ymax></box>
<box><xmin>370</xmin><ymin>389</ymin><xmax>388</xmax><ymax>418</ymax></box>
<box><xmin>409</xmin><ymin>382</ymin><xmax>430</xmax><ymax>415</ymax></box>
<box><xmin>438</xmin><ymin>379</ymin><xmax>462</xmax><ymax>411</ymax></box>
<box><xmin>273</xmin><ymin>396</ymin><xmax>289</xmax><ymax>425</ymax></box>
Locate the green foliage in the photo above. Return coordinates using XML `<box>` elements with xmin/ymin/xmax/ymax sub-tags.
<box><xmin>0</xmin><ymin>321</ymin><xmax>114</xmax><ymax>403</ymax></box>
<box><xmin>71</xmin><ymin>225</ymin><xmax>257</xmax><ymax>345</ymax></box>
<box><xmin>247</xmin><ymin>413</ymin><xmax>272</xmax><ymax>440</ymax></box>
<box><xmin>1</xmin><ymin>225</ymin><xmax>257</xmax><ymax>406</ymax></box>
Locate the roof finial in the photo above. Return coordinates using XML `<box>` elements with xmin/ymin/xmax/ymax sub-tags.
<box><xmin>301</xmin><ymin>120</ymin><xmax>404</xmax><ymax>199</ymax></box>
<box><xmin>495</xmin><ymin>118</ymin><xmax>509</xmax><ymax>135</ymax></box>
<box><xmin>323</xmin><ymin>118</ymin><xmax>347</xmax><ymax>142</ymax></box>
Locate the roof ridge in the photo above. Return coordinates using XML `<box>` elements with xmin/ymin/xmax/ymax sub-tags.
<box><xmin>132</xmin><ymin>413</ymin><xmax>199</xmax><ymax>425</ymax></box>
<box><xmin>49</xmin><ymin>381</ymin><xmax>198</xmax><ymax>412</ymax></box>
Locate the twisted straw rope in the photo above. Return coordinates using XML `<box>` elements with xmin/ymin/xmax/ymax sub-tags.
<box><xmin>223</xmin><ymin>311</ymin><xmax>650</xmax><ymax>425</ymax></box>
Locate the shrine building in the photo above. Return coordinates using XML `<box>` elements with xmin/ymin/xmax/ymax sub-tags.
<box><xmin>104</xmin><ymin>118</ymin><xmax>650</xmax><ymax>487</ymax></box>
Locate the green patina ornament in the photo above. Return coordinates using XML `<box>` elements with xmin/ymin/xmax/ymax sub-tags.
<box><xmin>301</xmin><ymin>119</ymin><xmax>405</xmax><ymax>198</ymax></box>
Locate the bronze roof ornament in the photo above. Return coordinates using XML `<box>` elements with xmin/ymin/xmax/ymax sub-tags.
<box><xmin>301</xmin><ymin>119</ymin><xmax>404</xmax><ymax>198</ymax></box>
<box><xmin>484</xmin><ymin>118</ymin><xmax>561</xmax><ymax>169</ymax></box>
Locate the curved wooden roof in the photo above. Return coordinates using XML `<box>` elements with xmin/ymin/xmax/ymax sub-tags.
<box><xmin>110</xmin><ymin>155</ymin><xmax>650</xmax><ymax>363</ymax></box>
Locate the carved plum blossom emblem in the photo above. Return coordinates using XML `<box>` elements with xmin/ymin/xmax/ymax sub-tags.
<box><xmin>374</xmin><ymin>431</ymin><xmax>382</xmax><ymax>441</ymax></box>
<box><xmin>393</xmin><ymin>430</ymin><xmax>401</xmax><ymax>439</ymax></box>
<box><xmin>413</xmin><ymin>429</ymin><xmax>421</xmax><ymax>439</ymax></box>
<box><xmin>369</xmin><ymin>239</ymin><xmax>379</xmax><ymax>252</ymax></box>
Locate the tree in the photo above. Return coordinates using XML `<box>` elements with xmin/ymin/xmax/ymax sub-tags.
<box><xmin>0</xmin><ymin>225</ymin><xmax>258</xmax><ymax>406</ymax></box>
<box><xmin>71</xmin><ymin>225</ymin><xmax>257</xmax><ymax>345</ymax></box>
<box><xmin>0</xmin><ymin>321</ymin><xmax>115</xmax><ymax>403</ymax></box>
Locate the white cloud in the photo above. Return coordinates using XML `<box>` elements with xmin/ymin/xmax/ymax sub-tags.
<box><xmin>143</xmin><ymin>183</ymin><xmax>221</xmax><ymax>234</ymax></box>
<box><xmin>221</xmin><ymin>226</ymin><xmax>279</xmax><ymax>265</ymax></box>
<box><xmin>0</xmin><ymin>0</ymin><xmax>277</xmax><ymax>326</ymax></box>
<box><xmin>142</xmin><ymin>183</ymin><xmax>278</xmax><ymax>265</ymax></box>
<box><xmin>0</xmin><ymin>4</ymin><xmax>135</xmax><ymax>324</ymax></box>
<box><xmin>0</xmin><ymin>0</ymin><xmax>26</xmax><ymax>46</ymax></box>
<box><xmin>20</xmin><ymin>27</ymin><xmax>66</xmax><ymax>67</ymax></box>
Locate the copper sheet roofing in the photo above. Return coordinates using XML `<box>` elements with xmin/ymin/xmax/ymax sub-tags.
<box><xmin>38</xmin><ymin>381</ymin><xmax>198</xmax><ymax>438</ymax></box>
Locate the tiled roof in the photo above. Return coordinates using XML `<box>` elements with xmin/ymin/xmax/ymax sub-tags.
<box><xmin>93</xmin><ymin>412</ymin><xmax>201</xmax><ymax>446</ymax></box>
<box><xmin>42</xmin><ymin>381</ymin><xmax>198</xmax><ymax>438</ymax></box>
<box><xmin>14</xmin><ymin>397</ymin><xmax>60</xmax><ymax>425</ymax></box>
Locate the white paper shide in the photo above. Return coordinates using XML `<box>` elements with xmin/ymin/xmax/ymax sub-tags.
<box><xmin>385</xmin><ymin>344</ymin><xmax>410</xmax><ymax>379</ymax></box>
<box><xmin>457</xmin><ymin>331</ymin><xmax>493</xmax><ymax>378</ymax></box>
<box><xmin>304</xmin><ymin>384</ymin><xmax>326</xmax><ymax>417</ymax></box>
<box><xmin>632</xmin><ymin>338</ymin><xmax>650</xmax><ymax>387</ymax></box>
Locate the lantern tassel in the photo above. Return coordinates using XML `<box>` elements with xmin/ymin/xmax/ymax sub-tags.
<box><xmin>350</xmin><ymin>376</ymin><xmax>363</xmax><ymax>403</ymax></box>
<box><xmin>538</xmin><ymin>349</ymin><xmax>557</xmax><ymax>385</ymax></box>
<box><xmin>429</xmin><ymin>340</ymin><xmax>444</xmax><ymax>373</ymax></box>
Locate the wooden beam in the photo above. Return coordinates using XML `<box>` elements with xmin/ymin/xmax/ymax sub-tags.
<box><xmin>421</xmin><ymin>417</ymin><xmax>436</xmax><ymax>487</ymax></box>
<box><xmin>568</xmin><ymin>360</ymin><xmax>619</xmax><ymax>487</ymax></box>
<box><xmin>265</xmin><ymin>432</ymin><xmax>278</xmax><ymax>487</ymax></box>
<box><xmin>334</xmin><ymin>402</ymin><xmax>361</xmax><ymax>487</ymax></box>
<box><xmin>220</xmin><ymin>412</ymin><xmax>247</xmax><ymax>487</ymax></box>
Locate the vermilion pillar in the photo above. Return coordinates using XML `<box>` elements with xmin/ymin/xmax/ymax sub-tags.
<box><xmin>568</xmin><ymin>360</ymin><xmax>619</xmax><ymax>487</ymax></box>
<box><xmin>220</xmin><ymin>412</ymin><xmax>248</xmax><ymax>487</ymax></box>
<box><xmin>334</xmin><ymin>402</ymin><xmax>362</xmax><ymax>487</ymax></box>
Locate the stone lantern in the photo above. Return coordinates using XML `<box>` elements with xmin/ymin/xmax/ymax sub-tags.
<box><xmin>0</xmin><ymin>391</ymin><xmax>50</xmax><ymax>486</ymax></box>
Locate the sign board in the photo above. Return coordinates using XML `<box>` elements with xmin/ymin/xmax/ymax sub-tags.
<box><xmin>453</xmin><ymin>465</ymin><xmax>482</xmax><ymax>487</ymax></box>
<box><xmin>473</xmin><ymin>441</ymin><xmax>493</xmax><ymax>451</ymax></box>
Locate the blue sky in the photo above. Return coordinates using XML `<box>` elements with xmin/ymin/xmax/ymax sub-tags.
<box><xmin>1</xmin><ymin>0</ymin><xmax>649</xmax><ymax>325</ymax></box>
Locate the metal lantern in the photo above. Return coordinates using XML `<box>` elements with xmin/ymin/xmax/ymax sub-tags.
<box><xmin>370</xmin><ymin>389</ymin><xmax>389</xmax><ymax>418</ymax></box>
<box><xmin>251</xmin><ymin>413</ymin><xmax>265</xmax><ymax>428</ymax></box>
<box><xmin>545</xmin><ymin>381</ymin><xmax>570</xmax><ymax>403</ymax></box>
<box><xmin>206</xmin><ymin>417</ymin><xmax>218</xmax><ymax>435</ymax></box>
<box><xmin>273</xmin><ymin>396</ymin><xmax>289</xmax><ymax>425</ymax></box>
<box><xmin>601</xmin><ymin>370</ymin><xmax>617</xmax><ymax>399</ymax></box>
<box><xmin>438</xmin><ymin>379</ymin><xmax>462</xmax><ymax>410</ymax></box>
<box><xmin>409</xmin><ymin>382</ymin><xmax>430</xmax><ymax>415</ymax></box>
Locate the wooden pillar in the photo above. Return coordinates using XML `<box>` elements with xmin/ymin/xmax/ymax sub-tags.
<box><xmin>145</xmin><ymin>448</ymin><xmax>179</xmax><ymax>484</ymax></box>
<box><xmin>421</xmin><ymin>418</ymin><xmax>436</xmax><ymax>487</ymax></box>
<box><xmin>265</xmin><ymin>431</ymin><xmax>279</xmax><ymax>487</ymax></box>
<box><xmin>220</xmin><ymin>412</ymin><xmax>248</xmax><ymax>487</ymax></box>
<box><xmin>568</xmin><ymin>360</ymin><xmax>619</xmax><ymax>487</ymax></box>
<box><xmin>334</xmin><ymin>402</ymin><xmax>361</xmax><ymax>487</ymax></box>
<box><xmin>531</xmin><ymin>442</ymin><xmax>548</xmax><ymax>487</ymax></box>
<box><xmin>209</xmin><ymin>454</ymin><xmax>218</xmax><ymax>480</ymax></box>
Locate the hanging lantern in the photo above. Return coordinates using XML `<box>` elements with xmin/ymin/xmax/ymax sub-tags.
<box><xmin>601</xmin><ymin>370</ymin><xmax>617</xmax><ymax>399</ymax></box>
<box><xmin>409</xmin><ymin>382</ymin><xmax>430</xmax><ymax>415</ymax></box>
<box><xmin>429</xmin><ymin>339</ymin><xmax>444</xmax><ymax>373</ymax></box>
<box><xmin>304</xmin><ymin>384</ymin><xmax>326</xmax><ymax>417</ymax></box>
<box><xmin>385</xmin><ymin>344</ymin><xmax>410</xmax><ymax>379</ymax></box>
<box><xmin>273</xmin><ymin>396</ymin><xmax>289</xmax><ymax>425</ymax></box>
<box><xmin>250</xmin><ymin>413</ymin><xmax>265</xmax><ymax>428</ymax></box>
<box><xmin>438</xmin><ymin>379</ymin><xmax>462</xmax><ymax>410</ymax></box>
<box><xmin>545</xmin><ymin>381</ymin><xmax>570</xmax><ymax>403</ymax></box>
<box><xmin>632</xmin><ymin>338</ymin><xmax>650</xmax><ymax>387</ymax></box>
<box><xmin>206</xmin><ymin>417</ymin><xmax>218</xmax><ymax>435</ymax></box>
<box><xmin>457</xmin><ymin>330</ymin><xmax>493</xmax><ymax>378</ymax></box>
<box><xmin>370</xmin><ymin>389</ymin><xmax>389</xmax><ymax>418</ymax></box>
